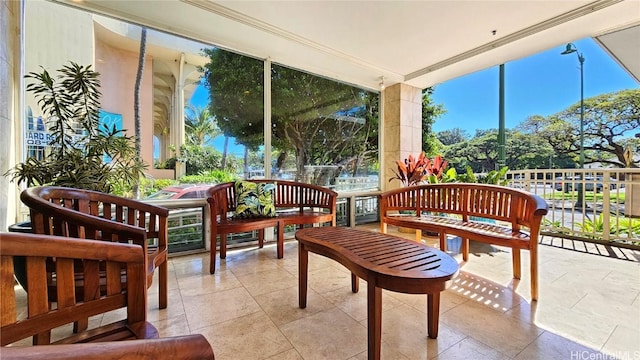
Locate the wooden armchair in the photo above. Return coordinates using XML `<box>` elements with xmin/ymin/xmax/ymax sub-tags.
<box><xmin>20</xmin><ymin>186</ymin><xmax>169</xmax><ymax>312</ymax></box>
<box><xmin>0</xmin><ymin>232</ymin><xmax>214</xmax><ymax>359</ymax></box>
<box><xmin>1</xmin><ymin>335</ymin><xmax>215</xmax><ymax>359</ymax></box>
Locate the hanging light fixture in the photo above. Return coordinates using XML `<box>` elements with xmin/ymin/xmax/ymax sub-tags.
<box><xmin>379</xmin><ymin>76</ymin><xmax>385</xmax><ymax>90</ymax></box>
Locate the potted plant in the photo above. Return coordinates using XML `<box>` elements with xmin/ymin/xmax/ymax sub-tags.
<box><xmin>5</xmin><ymin>62</ymin><xmax>146</xmax><ymax>289</ymax></box>
<box><xmin>5</xmin><ymin>62</ymin><xmax>145</xmax><ymax>194</ymax></box>
<box><xmin>389</xmin><ymin>152</ymin><xmax>449</xmax><ymax>234</ymax></box>
<box><xmin>389</xmin><ymin>152</ymin><xmax>449</xmax><ymax>186</ymax></box>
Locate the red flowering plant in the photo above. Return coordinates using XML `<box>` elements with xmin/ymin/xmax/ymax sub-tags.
<box><xmin>389</xmin><ymin>152</ymin><xmax>449</xmax><ymax>186</ymax></box>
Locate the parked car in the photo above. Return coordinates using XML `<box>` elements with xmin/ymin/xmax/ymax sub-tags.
<box><xmin>145</xmin><ymin>184</ymin><xmax>212</xmax><ymax>200</ymax></box>
<box><xmin>554</xmin><ymin>176</ymin><xmax>618</xmax><ymax>193</ymax></box>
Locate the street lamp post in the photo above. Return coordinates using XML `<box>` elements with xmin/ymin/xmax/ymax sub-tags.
<box><xmin>561</xmin><ymin>43</ymin><xmax>585</xmax><ymax>208</ymax></box>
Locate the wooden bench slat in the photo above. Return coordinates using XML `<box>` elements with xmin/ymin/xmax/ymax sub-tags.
<box><xmin>380</xmin><ymin>183</ymin><xmax>548</xmax><ymax>300</ymax></box>
<box><xmin>20</xmin><ymin>186</ymin><xmax>169</xmax><ymax>310</ymax></box>
<box><xmin>207</xmin><ymin>180</ymin><xmax>338</xmax><ymax>273</ymax></box>
<box><xmin>0</xmin><ymin>232</ymin><xmax>190</xmax><ymax>357</ymax></box>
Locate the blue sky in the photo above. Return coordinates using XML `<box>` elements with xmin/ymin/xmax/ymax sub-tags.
<box><xmin>431</xmin><ymin>38</ymin><xmax>639</xmax><ymax>134</ymax></box>
<box><xmin>187</xmin><ymin>37</ymin><xmax>638</xmax><ymax>156</ymax></box>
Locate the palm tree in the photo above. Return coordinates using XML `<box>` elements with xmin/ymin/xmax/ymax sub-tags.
<box><xmin>184</xmin><ymin>105</ymin><xmax>220</xmax><ymax>146</ymax></box>
<box><xmin>133</xmin><ymin>26</ymin><xmax>147</xmax><ymax>198</ymax></box>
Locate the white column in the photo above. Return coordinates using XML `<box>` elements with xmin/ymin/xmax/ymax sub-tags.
<box><xmin>173</xmin><ymin>52</ymin><xmax>186</xmax><ymax>177</ymax></box>
<box><xmin>382</xmin><ymin>83</ymin><xmax>423</xmax><ymax>192</ymax></box>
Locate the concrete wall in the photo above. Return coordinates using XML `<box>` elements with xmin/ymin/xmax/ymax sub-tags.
<box><xmin>0</xmin><ymin>0</ymin><xmax>21</xmax><ymax>229</ymax></box>
<box><xmin>95</xmin><ymin>40</ymin><xmax>155</xmax><ymax>168</ymax></box>
<box><xmin>24</xmin><ymin>1</ymin><xmax>94</xmax><ymax>113</ymax></box>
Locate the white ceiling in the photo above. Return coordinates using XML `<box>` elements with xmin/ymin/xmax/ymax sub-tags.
<box><xmin>54</xmin><ymin>0</ymin><xmax>640</xmax><ymax>91</ymax></box>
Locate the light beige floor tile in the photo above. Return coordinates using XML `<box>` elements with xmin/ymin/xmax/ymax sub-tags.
<box><xmin>149</xmin><ymin>265</ymin><xmax>179</xmax><ymax>295</ymax></box>
<box><xmin>507</xmin><ymin>297</ymin><xmax>616</xmax><ymax>351</ymax></box>
<box><xmin>254</xmin><ymin>285</ymin><xmax>334</xmax><ymax>326</ymax></box>
<box><xmin>572</xmin><ymin>290</ymin><xmax>640</xmax><ymax>330</ymax></box>
<box><xmin>235</xmin><ymin>267</ymin><xmax>298</xmax><ymax>296</ymax></box>
<box><xmin>280</xmin><ymin>307</ymin><xmax>367</xmax><ymax>360</ymax></box>
<box><xmin>146</xmin><ymin>288</ymin><xmax>186</xmax><ymax>321</ymax></box>
<box><xmin>321</xmin><ymin>283</ymin><xmax>403</xmax><ymax>322</ymax></box>
<box><xmin>372</xmin><ymin>304</ymin><xmax>466</xmax><ymax>359</ymax></box>
<box><xmin>265</xmin><ymin>348</ymin><xmax>304</xmax><ymax>360</ymax></box>
<box><xmin>198</xmin><ymin>311</ymin><xmax>292</xmax><ymax>360</ymax></box>
<box><xmin>307</xmin><ymin>266</ymin><xmax>355</xmax><ymax>295</ymax></box>
<box><xmin>384</xmin><ymin>291</ymin><xmax>428</xmax><ymax>313</ymax></box>
<box><xmin>514</xmin><ymin>331</ymin><xmax>601</xmax><ymax>360</ymax></box>
<box><xmin>222</xmin><ymin>247</ymin><xmax>284</xmax><ymax>276</ymax></box>
<box><xmin>281</xmin><ymin>251</ymin><xmax>341</xmax><ymax>275</ymax></box>
<box><xmin>440</xmin><ymin>299</ymin><xmax>543</xmax><ymax>357</ymax></box>
<box><xmin>446</xmin><ymin>271</ymin><xmax>524</xmax><ymax>312</ymax></box>
<box><xmin>348</xmin><ymin>344</ymin><xmax>411</xmax><ymax>360</ymax></box>
<box><xmin>387</xmin><ymin>288</ymin><xmax>469</xmax><ymax>315</ymax></box>
<box><xmin>182</xmin><ymin>287</ymin><xmax>262</xmax><ymax>331</ymax></box>
<box><xmin>178</xmin><ymin>268</ymin><xmax>243</xmax><ymax>297</ymax></box>
<box><xmin>171</xmin><ymin>252</ymin><xmax>211</xmax><ymax>278</ymax></box>
<box><xmin>601</xmin><ymin>324</ymin><xmax>640</xmax><ymax>358</ymax></box>
<box><xmin>433</xmin><ymin>337</ymin><xmax>510</xmax><ymax>360</ymax></box>
<box><xmin>151</xmin><ymin>313</ymin><xmax>191</xmax><ymax>338</ymax></box>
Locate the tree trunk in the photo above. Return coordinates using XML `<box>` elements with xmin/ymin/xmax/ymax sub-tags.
<box><xmin>133</xmin><ymin>27</ymin><xmax>147</xmax><ymax>199</ymax></box>
<box><xmin>221</xmin><ymin>136</ymin><xmax>229</xmax><ymax>169</ymax></box>
<box><xmin>243</xmin><ymin>146</ymin><xmax>249</xmax><ymax>178</ymax></box>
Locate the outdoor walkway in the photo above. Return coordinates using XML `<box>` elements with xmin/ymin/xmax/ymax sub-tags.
<box><xmin>14</xmin><ymin>224</ymin><xmax>640</xmax><ymax>359</ymax></box>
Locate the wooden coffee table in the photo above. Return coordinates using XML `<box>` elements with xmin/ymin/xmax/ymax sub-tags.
<box><xmin>295</xmin><ymin>227</ymin><xmax>459</xmax><ymax>360</ymax></box>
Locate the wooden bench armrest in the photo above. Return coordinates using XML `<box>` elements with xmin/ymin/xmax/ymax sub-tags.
<box><xmin>1</xmin><ymin>334</ymin><xmax>214</xmax><ymax>360</ymax></box>
<box><xmin>1</xmin><ymin>232</ymin><xmax>150</xmax><ymax>346</ymax></box>
<box><xmin>531</xmin><ymin>194</ymin><xmax>549</xmax><ymax>216</ymax></box>
<box><xmin>0</xmin><ymin>232</ymin><xmax>144</xmax><ymax>263</ymax></box>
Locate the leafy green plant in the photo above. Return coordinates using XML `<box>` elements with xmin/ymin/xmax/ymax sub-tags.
<box><xmin>434</xmin><ymin>165</ymin><xmax>510</xmax><ymax>185</ymax></box>
<box><xmin>610</xmin><ymin>217</ymin><xmax>640</xmax><ymax>237</ymax></box>
<box><xmin>543</xmin><ymin>218</ymin><xmax>571</xmax><ymax>234</ymax></box>
<box><xmin>192</xmin><ymin>169</ymin><xmax>238</xmax><ymax>183</ymax></box>
<box><xmin>390</xmin><ymin>152</ymin><xmax>449</xmax><ymax>186</ymax></box>
<box><xmin>579</xmin><ymin>214</ymin><xmax>607</xmax><ymax>239</ymax></box>
<box><xmin>4</xmin><ymin>62</ymin><xmax>145</xmax><ymax>193</ymax></box>
<box><xmin>477</xmin><ymin>166</ymin><xmax>510</xmax><ymax>185</ymax></box>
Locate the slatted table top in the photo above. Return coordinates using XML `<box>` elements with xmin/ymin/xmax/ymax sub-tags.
<box><xmin>295</xmin><ymin>227</ymin><xmax>458</xmax><ymax>294</ymax></box>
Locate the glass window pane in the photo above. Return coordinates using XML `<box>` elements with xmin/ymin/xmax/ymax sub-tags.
<box><xmin>271</xmin><ymin>64</ymin><xmax>379</xmax><ymax>191</ymax></box>
<box><xmin>201</xmin><ymin>49</ymin><xmax>264</xmax><ymax>180</ymax></box>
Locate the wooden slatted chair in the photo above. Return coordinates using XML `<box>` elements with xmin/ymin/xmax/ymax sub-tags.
<box><xmin>19</xmin><ymin>186</ymin><xmax>169</xmax><ymax>317</ymax></box>
<box><xmin>0</xmin><ymin>232</ymin><xmax>214</xmax><ymax>359</ymax></box>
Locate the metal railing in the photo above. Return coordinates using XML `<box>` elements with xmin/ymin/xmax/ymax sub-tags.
<box><xmin>150</xmin><ymin>168</ymin><xmax>640</xmax><ymax>255</ymax></box>
<box><xmin>507</xmin><ymin>168</ymin><xmax>640</xmax><ymax>250</ymax></box>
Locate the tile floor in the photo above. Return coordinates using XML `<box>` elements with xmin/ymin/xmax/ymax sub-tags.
<box><xmin>145</xmin><ymin>224</ymin><xmax>640</xmax><ymax>360</ymax></box>
<box><xmin>14</xmin><ymin>224</ymin><xmax>640</xmax><ymax>359</ymax></box>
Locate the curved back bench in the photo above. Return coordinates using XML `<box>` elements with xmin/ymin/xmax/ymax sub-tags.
<box><xmin>20</xmin><ymin>186</ymin><xmax>169</xmax><ymax>313</ymax></box>
<box><xmin>207</xmin><ymin>180</ymin><xmax>337</xmax><ymax>273</ymax></box>
<box><xmin>1</xmin><ymin>232</ymin><xmax>157</xmax><ymax>346</ymax></box>
<box><xmin>1</xmin><ymin>232</ymin><xmax>215</xmax><ymax>359</ymax></box>
<box><xmin>379</xmin><ymin>183</ymin><xmax>548</xmax><ymax>300</ymax></box>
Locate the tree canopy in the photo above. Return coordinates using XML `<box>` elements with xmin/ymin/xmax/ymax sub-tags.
<box><xmin>437</xmin><ymin>89</ymin><xmax>640</xmax><ymax>171</ymax></box>
<box><xmin>201</xmin><ymin>48</ymin><xmax>379</xmax><ymax>184</ymax></box>
<box><xmin>519</xmin><ymin>89</ymin><xmax>640</xmax><ymax>168</ymax></box>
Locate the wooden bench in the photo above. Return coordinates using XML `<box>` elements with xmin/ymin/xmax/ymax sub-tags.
<box><xmin>295</xmin><ymin>227</ymin><xmax>458</xmax><ymax>360</ymax></box>
<box><xmin>20</xmin><ymin>186</ymin><xmax>169</xmax><ymax>312</ymax></box>
<box><xmin>379</xmin><ymin>183</ymin><xmax>548</xmax><ymax>300</ymax></box>
<box><xmin>207</xmin><ymin>180</ymin><xmax>337</xmax><ymax>273</ymax></box>
<box><xmin>1</xmin><ymin>232</ymin><xmax>214</xmax><ymax>359</ymax></box>
<box><xmin>1</xmin><ymin>335</ymin><xmax>215</xmax><ymax>359</ymax></box>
